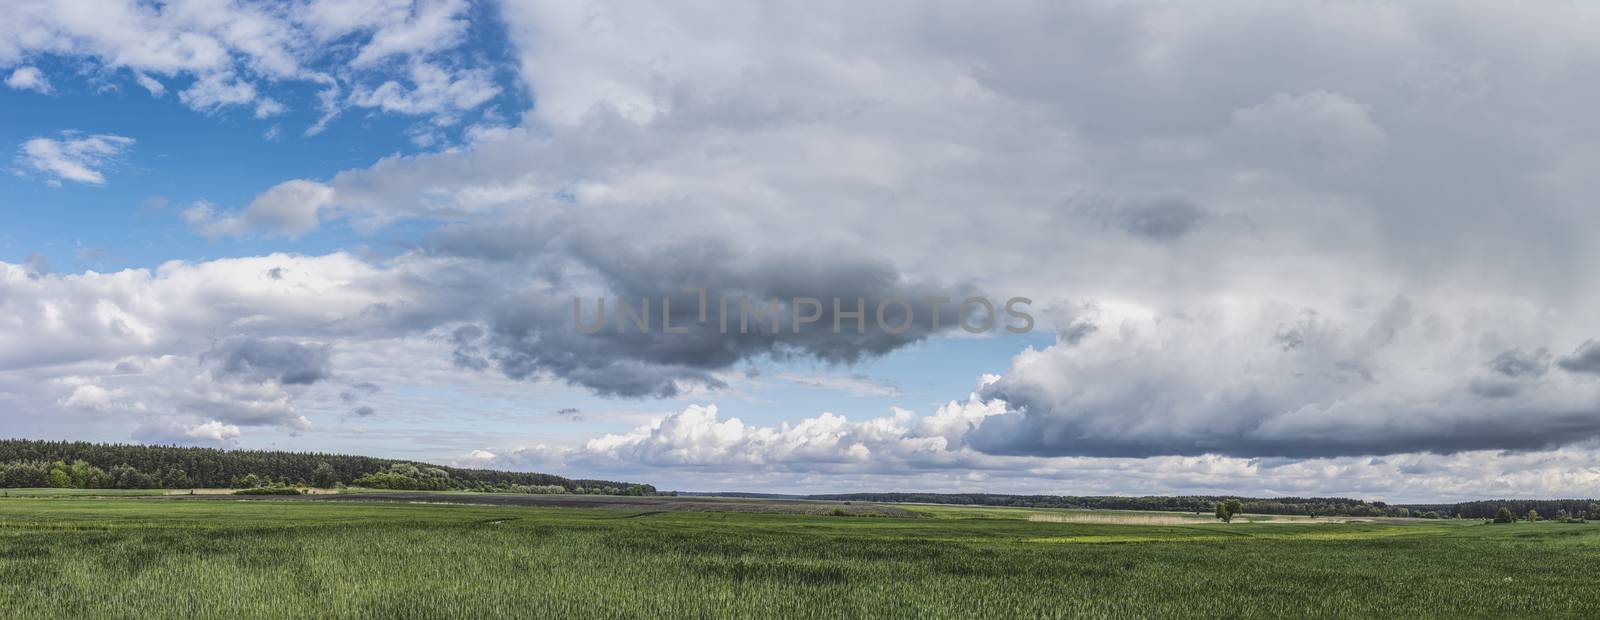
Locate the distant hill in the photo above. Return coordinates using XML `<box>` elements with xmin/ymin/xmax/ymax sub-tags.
<box><xmin>0</xmin><ymin>439</ymin><xmax>651</xmax><ymax>494</ymax></box>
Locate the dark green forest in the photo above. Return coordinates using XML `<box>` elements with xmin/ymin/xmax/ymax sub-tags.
<box><xmin>0</xmin><ymin>439</ymin><xmax>651</xmax><ymax>494</ymax></box>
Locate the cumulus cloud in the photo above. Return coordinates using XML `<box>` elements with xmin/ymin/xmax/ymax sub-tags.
<box><xmin>16</xmin><ymin>132</ymin><xmax>134</xmax><ymax>185</ymax></box>
<box><xmin>61</xmin><ymin>384</ymin><xmax>126</xmax><ymax>411</ymax></box>
<box><xmin>132</xmin><ymin>418</ymin><xmax>242</xmax><ymax>447</ymax></box>
<box><xmin>967</xmin><ymin>298</ymin><xmax>1600</xmax><ymax>459</ymax></box>
<box><xmin>5</xmin><ymin>66</ymin><xmax>51</xmax><ymax>93</ymax></box>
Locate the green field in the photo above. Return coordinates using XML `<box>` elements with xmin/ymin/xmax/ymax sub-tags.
<box><xmin>2</xmin><ymin>493</ymin><xmax>1599</xmax><ymax>618</ymax></box>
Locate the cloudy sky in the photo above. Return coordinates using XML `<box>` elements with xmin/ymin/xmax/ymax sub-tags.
<box><xmin>5</xmin><ymin>1</ymin><xmax>1600</xmax><ymax>501</ymax></box>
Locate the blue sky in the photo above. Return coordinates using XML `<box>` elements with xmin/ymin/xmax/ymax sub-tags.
<box><xmin>6</xmin><ymin>1</ymin><xmax>1600</xmax><ymax>502</ymax></box>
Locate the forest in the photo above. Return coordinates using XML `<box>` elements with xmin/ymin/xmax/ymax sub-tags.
<box><xmin>0</xmin><ymin>439</ymin><xmax>650</xmax><ymax>494</ymax></box>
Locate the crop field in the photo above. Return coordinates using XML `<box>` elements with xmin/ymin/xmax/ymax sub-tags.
<box><xmin>3</xmin><ymin>492</ymin><xmax>1599</xmax><ymax>618</ymax></box>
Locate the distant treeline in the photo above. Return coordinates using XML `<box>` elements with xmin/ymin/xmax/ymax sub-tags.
<box><xmin>0</xmin><ymin>439</ymin><xmax>651</xmax><ymax>494</ymax></box>
<box><xmin>806</xmin><ymin>493</ymin><xmax>1418</xmax><ymax>517</ymax></box>
<box><xmin>801</xmin><ymin>493</ymin><xmax>1600</xmax><ymax>519</ymax></box>
<box><xmin>1451</xmin><ymin>500</ymin><xmax>1600</xmax><ymax>521</ymax></box>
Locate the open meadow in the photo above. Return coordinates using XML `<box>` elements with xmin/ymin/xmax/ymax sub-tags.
<box><xmin>2</xmin><ymin>491</ymin><xmax>1599</xmax><ymax>618</ymax></box>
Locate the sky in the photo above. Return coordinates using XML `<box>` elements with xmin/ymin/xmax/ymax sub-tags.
<box><xmin>4</xmin><ymin>1</ymin><xmax>1600</xmax><ymax>502</ymax></box>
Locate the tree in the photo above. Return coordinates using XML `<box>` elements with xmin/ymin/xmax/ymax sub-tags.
<box><xmin>1526</xmin><ymin>509</ymin><xmax>1540</xmax><ymax>523</ymax></box>
<box><xmin>311</xmin><ymin>462</ymin><xmax>338</xmax><ymax>488</ymax></box>
<box><xmin>1216</xmin><ymin>499</ymin><xmax>1244</xmax><ymax>523</ymax></box>
<box><xmin>1556</xmin><ymin>509</ymin><xmax>1571</xmax><ymax>522</ymax></box>
<box><xmin>47</xmin><ymin>465</ymin><xmax>71</xmax><ymax>489</ymax></box>
<box><xmin>1494</xmin><ymin>507</ymin><xmax>1515</xmax><ymax>523</ymax></box>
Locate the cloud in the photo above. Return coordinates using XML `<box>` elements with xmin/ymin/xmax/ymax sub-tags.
<box><xmin>177</xmin><ymin>72</ymin><xmax>257</xmax><ymax>112</ymax></box>
<box><xmin>5</xmin><ymin>66</ymin><xmax>51</xmax><ymax>93</ymax></box>
<box><xmin>16</xmin><ymin>1</ymin><xmax>1600</xmax><ymax>497</ymax></box>
<box><xmin>16</xmin><ymin>132</ymin><xmax>134</xmax><ymax>185</ymax></box>
<box><xmin>348</xmin><ymin>61</ymin><xmax>499</xmax><ymax>117</ymax></box>
<box><xmin>0</xmin><ymin>0</ymin><xmax>492</xmax><ymax>126</ymax></box>
<box><xmin>1228</xmin><ymin>90</ymin><xmax>1387</xmax><ymax>167</ymax></box>
<box><xmin>463</xmin><ymin>394</ymin><xmax>1600</xmax><ymax>500</ymax></box>
<box><xmin>351</xmin><ymin>405</ymin><xmax>376</xmax><ymax>417</ymax></box>
<box><xmin>967</xmin><ymin>298</ymin><xmax>1600</xmax><ymax>459</ymax></box>
<box><xmin>132</xmin><ymin>418</ymin><xmax>241</xmax><ymax>447</ymax></box>
<box><xmin>1076</xmin><ymin>195</ymin><xmax>1209</xmax><ymax>242</ymax></box>
<box><xmin>1489</xmin><ymin>348</ymin><xmax>1551</xmax><ymax>377</ymax></box>
<box><xmin>61</xmin><ymin>384</ymin><xmax>126</xmax><ymax>411</ymax></box>
<box><xmin>254</xmin><ymin>98</ymin><xmax>287</xmax><ymax>119</ymax></box>
<box><xmin>202</xmin><ymin>335</ymin><xmax>332</xmax><ymax>386</ymax></box>
<box><xmin>436</xmin><ymin>235</ymin><xmax>981</xmax><ymax>398</ymax></box>
<box><xmin>340</xmin><ymin>382</ymin><xmax>381</xmax><ymax>402</ymax></box>
<box><xmin>184</xmin><ymin>180</ymin><xmax>336</xmax><ymax>239</ymax></box>
<box><xmin>1557</xmin><ymin>341</ymin><xmax>1600</xmax><ymax>375</ymax></box>
<box><xmin>133</xmin><ymin>73</ymin><xmax>165</xmax><ymax>96</ymax></box>
<box><xmin>780</xmin><ymin>372</ymin><xmax>902</xmax><ymax>397</ymax></box>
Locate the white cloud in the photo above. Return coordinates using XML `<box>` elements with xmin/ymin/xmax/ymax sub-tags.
<box><xmin>346</xmin><ymin>0</ymin><xmax>471</xmax><ymax>68</ymax></box>
<box><xmin>187</xmin><ymin>420</ymin><xmax>243</xmax><ymax>442</ymax></box>
<box><xmin>132</xmin><ymin>417</ymin><xmax>243</xmax><ymax>447</ymax></box>
<box><xmin>61</xmin><ymin>384</ymin><xmax>124</xmax><ymax>411</ymax></box>
<box><xmin>5</xmin><ymin>66</ymin><xmax>51</xmax><ymax>93</ymax></box>
<box><xmin>16</xmin><ymin>132</ymin><xmax>135</xmax><ymax>186</ymax></box>
<box><xmin>254</xmin><ymin>97</ymin><xmax>287</xmax><ymax>119</ymax></box>
<box><xmin>184</xmin><ymin>180</ymin><xmax>336</xmax><ymax>238</ymax></box>
<box><xmin>0</xmin><ymin>0</ymin><xmax>492</xmax><ymax>127</ymax></box>
<box><xmin>348</xmin><ymin>61</ymin><xmax>498</xmax><ymax>116</ymax></box>
<box><xmin>178</xmin><ymin>72</ymin><xmax>257</xmax><ymax>112</ymax></box>
<box><xmin>133</xmin><ymin>72</ymin><xmax>165</xmax><ymax>96</ymax></box>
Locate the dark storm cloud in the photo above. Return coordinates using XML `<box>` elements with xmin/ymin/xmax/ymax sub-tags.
<box><xmin>968</xmin><ymin>384</ymin><xmax>1600</xmax><ymax>459</ymax></box>
<box><xmin>1489</xmin><ymin>348</ymin><xmax>1550</xmax><ymax>377</ymax></box>
<box><xmin>1078</xmin><ymin>196</ymin><xmax>1207</xmax><ymax>242</ymax></box>
<box><xmin>202</xmin><ymin>335</ymin><xmax>332</xmax><ymax>385</ymax></box>
<box><xmin>1557</xmin><ymin>341</ymin><xmax>1600</xmax><ymax>375</ymax></box>
<box><xmin>428</xmin><ymin>227</ymin><xmax>982</xmax><ymax>398</ymax></box>
<box><xmin>961</xmin><ymin>307</ymin><xmax>1600</xmax><ymax>460</ymax></box>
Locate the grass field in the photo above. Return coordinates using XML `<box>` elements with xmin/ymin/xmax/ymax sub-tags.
<box><xmin>3</xmin><ymin>492</ymin><xmax>1599</xmax><ymax>618</ymax></box>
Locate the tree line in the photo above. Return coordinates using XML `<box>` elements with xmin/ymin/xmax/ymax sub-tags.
<box><xmin>806</xmin><ymin>493</ymin><xmax>1435</xmax><ymax>518</ymax></box>
<box><xmin>0</xmin><ymin>439</ymin><xmax>650</xmax><ymax>494</ymax></box>
<box><xmin>1454</xmin><ymin>500</ymin><xmax>1600</xmax><ymax>521</ymax></box>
